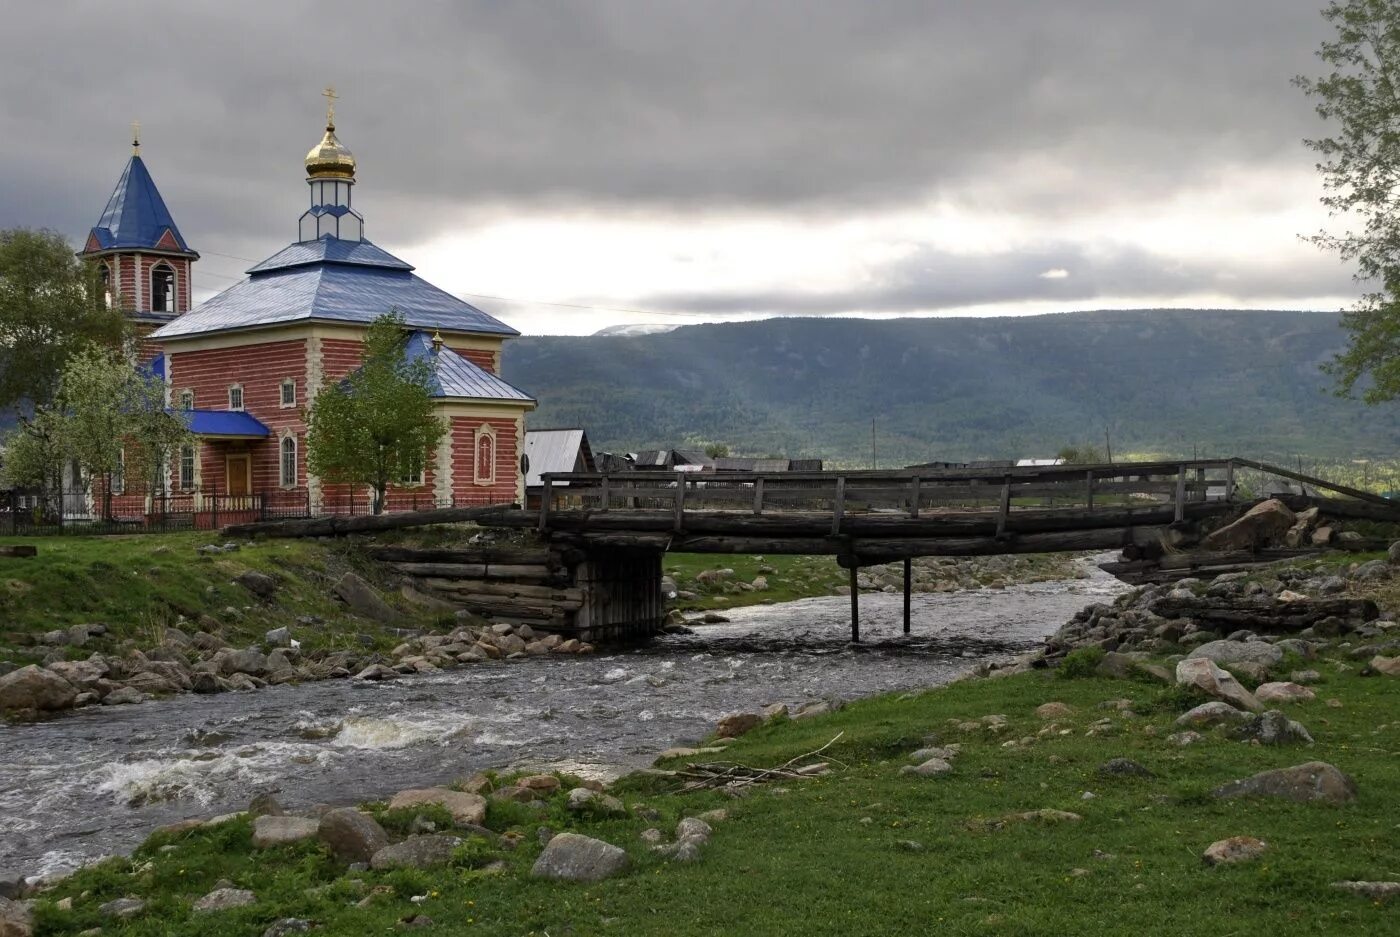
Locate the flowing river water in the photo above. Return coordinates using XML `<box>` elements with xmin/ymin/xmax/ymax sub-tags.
<box><xmin>0</xmin><ymin>564</ymin><xmax>1125</xmax><ymax>878</ymax></box>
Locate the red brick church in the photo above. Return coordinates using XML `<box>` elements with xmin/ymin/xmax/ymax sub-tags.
<box><xmin>82</xmin><ymin>99</ymin><xmax>535</xmax><ymax>518</ymax></box>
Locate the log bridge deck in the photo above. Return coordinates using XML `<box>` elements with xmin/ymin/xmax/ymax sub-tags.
<box><xmin>478</xmin><ymin>457</ymin><xmax>1400</xmax><ymax>642</ymax></box>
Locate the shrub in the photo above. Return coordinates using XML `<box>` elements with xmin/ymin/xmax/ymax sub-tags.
<box><xmin>1056</xmin><ymin>646</ymin><xmax>1106</xmax><ymax>679</ymax></box>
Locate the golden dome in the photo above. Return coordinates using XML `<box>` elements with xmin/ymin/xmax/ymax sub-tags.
<box><xmin>305</xmin><ymin>121</ymin><xmax>356</xmax><ymax>179</ymax></box>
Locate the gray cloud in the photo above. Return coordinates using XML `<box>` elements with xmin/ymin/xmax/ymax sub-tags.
<box><xmin>0</xmin><ymin>1</ymin><xmax>1336</xmax><ymax>294</ymax></box>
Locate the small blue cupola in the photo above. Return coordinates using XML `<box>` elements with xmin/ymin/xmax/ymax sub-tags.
<box><xmin>299</xmin><ymin>88</ymin><xmax>364</xmax><ymax>243</ymax></box>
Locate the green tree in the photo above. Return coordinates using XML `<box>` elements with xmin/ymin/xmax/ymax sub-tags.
<box><xmin>1297</xmin><ymin>1</ymin><xmax>1400</xmax><ymax>400</ymax></box>
<box><xmin>306</xmin><ymin>312</ymin><xmax>447</xmax><ymax>514</ymax></box>
<box><xmin>703</xmin><ymin>442</ymin><xmax>730</xmax><ymax>459</ymax></box>
<box><xmin>0</xmin><ymin>228</ymin><xmax>128</xmax><ymax>411</ymax></box>
<box><xmin>1055</xmin><ymin>444</ymin><xmax>1107</xmax><ymax>464</ymax></box>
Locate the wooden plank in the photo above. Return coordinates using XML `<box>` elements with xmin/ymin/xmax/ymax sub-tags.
<box><xmin>392</xmin><ymin>562</ymin><xmax>557</xmax><ymax>579</ymax></box>
<box><xmin>1234</xmin><ymin>457</ymin><xmax>1397</xmax><ymax>507</ymax></box>
<box><xmin>909</xmin><ymin>476</ymin><xmax>921</xmax><ymax>518</ymax></box>
<box><xmin>420</xmin><ymin>578</ymin><xmax>584</xmax><ymax>601</ymax></box>
<box><xmin>831</xmin><ymin>476</ymin><xmax>846</xmax><ymax>536</ymax></box>
<box><xmin>753</xmin><ymin>476</ymin><xmax>765</xmax><ymax>515</ymax></box>
<box><xmin>599</xmin><ymin>475</ymin><xmax>610</xmax><ymax>512</ymax></box>
<box><xmin>221</xmin><ymin>503</ymin><xmax>515</xmax><ymax>538</ymax></box>
<box><xmin>368</xmin><ymin>546</ymin><xmax>556</xmax><ymax>565</ymax></box>
<box><xmin>1226</xmin><ymin>460</ymin><xmax>1236</xmax><ymax>501</ymax></box>
<box><xmin>996</xmin><ymin>476</ymin><xmax>1011</xmax><ymax>537</ymax></box>
<box><xmin>538</xmin><ymin>479</ymin><xmax>552</xmax><ymax>531</ymax></box>
<box><xmin>673</xmin><ymin>473</ymin><xmax>686</xmax><ymax>532</ymax></box>
<box><xmin>1085</xmin><ymin>470</ymin><xmax>1094</xmax><ymax>511</ymax></box>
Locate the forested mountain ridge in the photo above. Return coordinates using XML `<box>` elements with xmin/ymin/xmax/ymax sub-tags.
<box><xmin>503</xmin><ymin>309</ymin><xmax>1397</xmax><ymax>466</ymax></box>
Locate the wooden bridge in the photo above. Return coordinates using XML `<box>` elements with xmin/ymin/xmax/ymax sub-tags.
<box><xmin>473</xmin><ymin>457</ymin><xmax>1400</xmax><ymax>642</ymax></box>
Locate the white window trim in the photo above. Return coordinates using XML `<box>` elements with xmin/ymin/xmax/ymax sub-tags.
<box><xmin>279</xmin><ymin>434</ymin><xmax>298</xmax><ymax>488</ymax></box>
<box><xmin>228</xmin><ymin>383</ymin><xmax>244</xmax><ymax>411</ymax></box>
<box><xmin>178</xmin><ymin>444</ymin><xmax>197</xmax><ymax>491</ymax></box>
<box><xmin>279</xmin><ymin>378</ymin><xmax>297</xmax><ymax>408</ymax></box>
<box><xmin>473</xmin><ymin>424</ymin><xmax>497</xmax><ymax>486</ymax></box>
<box><xmin>178</xmin><ymin>388</ymin><xmax>195</xmax><ymax>411</ymax></box>
<box><xmin>399</xmin><ymin>455</ymin><xmax>425</xmax><ymax>487</ymax></box>
<box><xmin>150</xmin><ymin>262</ymin><xmax>176</xmax><ymax>314</ymax></box>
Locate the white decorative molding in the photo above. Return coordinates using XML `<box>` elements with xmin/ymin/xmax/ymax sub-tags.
<box><xmin>473</xmin><ymin>423</ymin><xmax>498</xmax><ymax>486</ymax></box>
<box><xmin>434</xmin><ymin>429</ymin><xmax>454</xmax><ymax>505</ymax></box>
<box><xmin>304</xmin><ymin>336</ymin><xmax>323</xmax><ymax>511</ymax></box>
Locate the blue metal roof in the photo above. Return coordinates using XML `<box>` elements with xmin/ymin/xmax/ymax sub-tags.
<box><xmin>402</xmin><ymin>331</ymin><xmax>534</xmax><ymax>403</ymax></box>
<box><xmin>246</xmin><ymin>236</ymin><xmax>413</xmax><ymax>274</ymax></box>
<box><xmin>141</xmin><ymin>353</ymin><xmax>165</xmax><ymax>382</ymax></box>
<box><xmin>152</xmin><ymin>238</ymin><xmax>518</xmax><ymax>340</ymax></box>
<box><xmin>181</xmin><ymin>409</ymin><xmax>270</xmax><ymax>438</ymax></box>
<box><xmin>87</xmin><ymin>156</ymin><xmax>195</xmax><ymax>255</ymax></box>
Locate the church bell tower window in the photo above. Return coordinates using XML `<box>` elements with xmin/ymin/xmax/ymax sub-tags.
<box><xmin>98</xmin><ymin>262</ymin><xmax>112</xmax><ymax>308</ymax></box>
<box><xmin>151</xmin><ymin>263</ymin><xmax>175</xmax><ymax>313</ymax></box>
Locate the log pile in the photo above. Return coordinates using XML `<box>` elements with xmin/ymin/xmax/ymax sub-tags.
<box><xmin>369</xmin><ymin>545</ymin><xmax>578</xmax><ymax>630</ymax></box>
<box><xmin>1147</xmin><ymin>595</ymin><xmax>1379</xmax><ymax>633</ymax></box>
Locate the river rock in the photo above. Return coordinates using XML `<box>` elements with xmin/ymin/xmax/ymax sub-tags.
<box><xmin>334</xmin><ymin>572</ymin><xmax>397</xmax><ymax>622</ymax></box>
<box><xmin>45</xmin><ymin>659</ymin><xmax>105</xmax><ymax>690</ymax></box>
<box><xmin>388</xmin><ymin>788</ymin><xmax>487</xmax><ymax>826</ymax></box>
<box><xmin>262</xmin><ymin>919</ymin><xmax>312</xmax><ymax>937</ymax></box>
<box><xmin>1211</xmin><ymin>761</ymin><xmax>1357</xmax><ymax>804</ymax></box>
<box><xmin>221</xmin><ymin>648</ymin><xmax>269</xmax><ymax>677</ymax></box>
<box><xmin>1176</xmin><ymin>701</ymin><xmax>1252</xmax><ymax>729</ymax></box>
<box><xmin>1186</xmin><ymin>640</ymin><xmax>1283</xmax><ymax>669</ymax></box>
<box><xmin>901</xmin><ymin>757</ymin><xmax>953</xmax><ymax>777</ymax></box>
<box><xmin>676</xmin><ymin>817</ymin><xmax>713</xmax><ymax>844</ymax></box>
<box><xmin>1255</xmin><ymin>682</ymin><xmax>1316</xmax><ymax>704</ymax></box>
<box><xmin>252</xmin><ymin>815</ymin><xmax>318</xmax><ymax>848</ymax></box>
<box><xmin>98</xmin><ymin>897</ymin><xmax>146</xmax><ymax>919</ymax></box>
<box><xmin>1035</xmin><ymin>702</ymin><xmax>1074</xmax><ymax>719</ymax></box>
<box><xmin>0</xmin><ymin>896</ymin><xmax>32</xmax><ymax>937</ymax></box>
<box><xmin>1229</xmin><ymin>710</ymin><xmax>1314</xmax><ymax>746</ymax></box>
<box><xmin>236</xmin><ymin>570</ymin><xmax>278</xmax><ymax>598</ymax></box>
<box><xmin>370</xmin><ymin>834</ymin><xmax>462</xmax><ymax>870</ymax></box>
<box><xmin>1203</xmin><ymin>836</ymin><xmax>1268</xmax><ymax>865</ymax></box>
<box><xmin>317</xmin><ymin>808</ymin><xmax>390</xmax><ymax>863</ymax></box>
<box><xmin>194</xmin><ymin>887</ymin><xmax>256</xmax><ymax>912</ymax></box>
<box><xmin>518</xmin><ymin>775</ymin><xmax>561</xmax><ymax>793</ymax></box>
<box><xmin>1175</xmin><ymin>658</ymin><xmax>1262</xmax><ymax>711</ymax></box>
<box><xmin>530</xmin><ymin>832</ymin><xmax>630</xmax><ymax>882</ymax></box>
<box><xmin>1204</xmin><ymin>499</ymin><xmax>1295</xmax><ymax>550</ymax></box>
<box><xmin>265</xmin><ymin>627</ymin><xmax>291</xmax><ymax>647</ymax></box>
<box><xmin>0</xmin><ymin>666</ymin><xmax>76</xmax><ymax>712</ymax></box>
<box><xmin>566</xmin><ymin>787</ymin><xmax>626</xmax><ymax>816</ymax></box>
<box><xmin>1332</xmin><ymin>881</ymin><xmax>1400</xmax><ymax>902</ymax></box>
<box><xmin>101</xmin><ymin>686</ymin><xmax>146</xmax><ymax>706</ymax></box>
<box><xmin>1097</xmin><ymin>758</ymin><xmax>1153</xmax><ymax>778</ymax></box>
<box><xmin>1369</xmin><ymin>655</ymin><xmax>1400</xmax><ymax>676</ymax></box>
<box><xmin>716</xmin><ymin>712</ymin><xmax>763</xmax><ymax>738</ymax></box>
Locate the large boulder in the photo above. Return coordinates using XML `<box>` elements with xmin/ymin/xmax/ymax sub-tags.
<box><xmin>1175</xmin><ymin>701</ymin><xmax>1252</xmax><ymax>729</ymax></box>
<box><xmin>0</xmin><ymin>896</ymin><xmax>32</xmax><ymax>937</ymax></box>
<box><xmin>333</xmin><ymin>573</ymin><xmax>397</xmax><ymax>623</ymax></box>
<box><xmin>387</xmin><ymin>788</ymin><xmax>487</xmax><ymax>826</ymax></box>
<box><xmin>0</xmin><ymin>665</ymin><xmax>76</xmax><ymax>712</ymax></box>
<box><xmin>220</xmin><ymin>648</ymin><xmax>269</xmax><ymax>677</ymax></box>
<box><xmin>1203</xmin><ymin>499</ymin><xmax>1296</xmax><ymax>551</ymax></box>
<box><xmin>530</xmin><ymin>832</ymin><xmax>630</xmax><ymax>882</ymax></box>
<box><xmin>1369</xmin><ymin>655</ymin><xmax>1400</xmax><ymax>677</ymax></box>
<box><xmin>1211</xmin><ymin>761</ymin><xmax>1358</xmax><ymax>804</ymax></box>
<box><xmin>193</xmin><ymin>888</ymin><xmax>256</xmax><ymax>912</ymax></box>
<box><xmin>1185</xmin><ymin>640</ymin><xmax>1283</xmax><ymax>670</ymax></box>
<box><xmin>715</xmin><ymin>712</ymin><xmax>763</xmax><ymax>738</ymax></box>
<box><xmin>1229</xmin><ymin>710</ymin><xmax>1314</xmax><ymax>746</ymax></box>
<box><xmin>1203</xmin><ymin>836</ymin><xmax>1268</xmax><ymax>866</ymax></box>
<box><xmin>369</xmin><ymin>834</ymin><xmax>462</xmax><ymax>870</ymax></box>
<box><xmin>236</xmin><ymin>570</ymin><xmax>278</xmax><ymax>598</ymax></box>
<box><xmin>251</xmin><ymin>815</ymin><xmax>319</xmax><ymax>848</ymax></box>
<box><xmin>317</xmin><ymin>808</ymin><xmax>389</xmax><ymax>863</ymax></box>
<box><xmin>1255</xmin><ymin>682</ymin><xmax>1316</xmax><ymax>704</ymax></box>
<box><xmin>1175</xmin><ymin>658</ymin><xmax>1262</xmax><ymax>712</ymax></box>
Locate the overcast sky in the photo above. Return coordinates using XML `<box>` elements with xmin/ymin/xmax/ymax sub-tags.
<box><xmin>0</xmin><ymin>1</ymin><xmax>1358</xmax><ymax>335</ymax></box>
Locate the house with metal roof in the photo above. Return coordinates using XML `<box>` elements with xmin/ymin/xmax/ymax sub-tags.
<box><xmin>119</xmin><ymin>98</ymin><xmax>535</xmax><ymax>514</ymax></box>
<box><xmin>521</xmin><ymin>428</ymin><xmax>596</xmax><ymax>508</ymax></box>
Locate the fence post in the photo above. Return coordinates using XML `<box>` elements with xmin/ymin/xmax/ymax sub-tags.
<box><xmin>831</xmin><ymin>476</ymin><xmax>846</xmax><ymax>536</ymax></box>
<box><xmin>1085</xmin><ymin>470</ymin><xmax>1094</xmax><ymax>511</ymax></box>
<box><xmin>752</xmin><ymin>476</ymin><xmax>764</xmax><ymax>515</ymax></box>
<box><xmin>996</xmin><ymin>474</ymin><xmax>1011</xmax><ymax>537</ymax></box>
<box><xmin>673</xmin><ymin>472</ymin><xmax>686</xmax><ymax>533</ymax></box>
<box><xmin>212</xmin><ymin>486</ymin><xmax>219</xmax><ymax>530</ymax></box>
<box><xmin>538</xmin><ymin>478</ymin><xmax>552</xmax><ymax>531</ymax></box>
<box><xmin>306</xmin><ymin>488</ymin><xmax>312</xmax><ymax>518</ymax></box>
<box><xmin>1225</xmin><ymin>460</ymin><xmax>1236</xmax><ymax>502</ymax></box>
<box><xmin>600</xmin><ymin>474</ymin><xmax>611</xmax><ymax>512</ymax></box>
<box><xmin>1174</xmin><ymin>464</ymin><xmax>1186</xmax><ymax>522</ymax></box>
<box><xmin>909</xmin><ymin>476</ymin><xmax>921</xmax><ymax>518</ymax></box>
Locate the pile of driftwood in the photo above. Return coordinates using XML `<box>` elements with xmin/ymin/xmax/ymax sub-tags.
<box><xmin>672</xmin><ymin>733</ymin><xmax>845</xmax><ymax>793</ymax></box>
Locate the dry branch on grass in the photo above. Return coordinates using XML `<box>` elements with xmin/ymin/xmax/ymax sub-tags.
<box><xmin>672</xmin><ymin>733</ymin><xmax>846</xmax><ymax>792</ymax></box>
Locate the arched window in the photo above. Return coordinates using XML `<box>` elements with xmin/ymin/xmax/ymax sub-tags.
<box><xmin>474</xmin><ymin>425</ymin><xmax>496</xmax><ymax>485</ymax></box>
<box><xmin>280</xmin><ymin>436</ymin><xmax>297</xmax><ymax>488</ymax></box>
<box><xmin>98</xmin><ymin>262</ymin><xmax>112</xmax><ymax>308</ymax></box>
<box><xmin>113</xmin><ymin>449</ymin><xmax>125</xmax><ymax>496</ymax></box>
<box><xmin>151</xmin><ymin>263</ymin><xmax>175</xmax><ymax>313</ymax></box>
<box><xmin>179</xmin><ymin>389</ymin><xmax>194</xmax><ymax>410</ymax></box>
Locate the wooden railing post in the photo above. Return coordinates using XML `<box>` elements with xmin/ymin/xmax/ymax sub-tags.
<box><xmin>673</xmin><ymin>472</ymin><xmax>686</xmax><ymax>532</ymax></box>
<box><xmin>1225</xmin><ymin>460</ymin><xmax>1236</xmax><ymax>502</ymax></box>
<box><xmin>599</xmin><ymin>474</ymin><xmax>610</xmax><ymax>512</ymax></box>
<box><xmin>831</xmin><ymin>476</ymin><xmax>846</xmax><ymax>536</ymax></box>
<box><xmin>996</xmin><ymin>474</ymin><xmax>1011</xmax><ymax>537</ymax></box>
<box><xmin>1174</xmin><ymin>464</ymin><xmax>1186</xmax><ymax>522</ymax></box>
<box><xmin>1085</xmin><ymin>470</ymin><xmax>1094</xmax><ymax>511</ymax></box>
<box><xmin>909</xmin><ymin>476</ymin><xmax>921</xmax><ymax>518</ymax></box>
<box><xmin>752</xmin><ymin>476</ymin><xmax>764</xmax><ymax>515</ymax></box>
<box><xmin>538</xmin><ymin>477</ymin><xmax>552</xmax><ymax>530</ymax></box>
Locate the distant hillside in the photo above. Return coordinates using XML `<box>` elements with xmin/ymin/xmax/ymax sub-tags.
<box><xmin>503</xmin><ymin>309</ymin><xmax>1397</xmax><ymax>466</ymax></box>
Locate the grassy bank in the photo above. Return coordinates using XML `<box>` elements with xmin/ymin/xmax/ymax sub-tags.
<box><xmin>27</xmin><ymin>650</ymin><xmax>1399</xmax><ymax>936</ymax></box>
<box><xmin>0</xmin><ymin>533</ymin><xmax>447</xmax><ymax>666</ymax></box>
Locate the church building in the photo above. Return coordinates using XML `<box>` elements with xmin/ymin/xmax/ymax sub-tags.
<box><xmin>84</xmin><ymin>99</ymin><xmax>535</xmax><ymax>517</ymax></box>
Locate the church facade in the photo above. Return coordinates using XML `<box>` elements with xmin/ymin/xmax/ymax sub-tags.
<box><xmin>85</xmin><ymin>104</ymin><xmax>535</xmax><ymax>518</ymax></box>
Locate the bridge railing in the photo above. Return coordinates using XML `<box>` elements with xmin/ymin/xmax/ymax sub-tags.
<box><xmin>536</xmin><ymin>459</ymin><xmax>1242</xmax><ymax>531</ymax></box>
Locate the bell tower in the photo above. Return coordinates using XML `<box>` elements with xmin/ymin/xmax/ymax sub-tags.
<box><xmin>80</xmin><ymin>123</ymin><xmax>199</xmax><ymax>334</ymax></box>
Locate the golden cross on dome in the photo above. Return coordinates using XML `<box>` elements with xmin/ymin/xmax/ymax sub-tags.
<box><xmin>322</xmin><ymin>86</ymin><xmax>338</xmax><ymax>127</ymax></box>
<box><xmin>131</xmin><ymin>119</ymin><xmax>141</xmax><ymax>155</ymax></box>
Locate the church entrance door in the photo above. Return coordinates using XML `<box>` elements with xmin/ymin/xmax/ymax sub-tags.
<box><xmin>226</xmin><ymin>454</ymin><xmax>252</xmax><ymax>498</ymax></box>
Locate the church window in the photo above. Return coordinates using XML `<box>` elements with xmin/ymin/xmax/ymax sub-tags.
<box><xmin>280</xmin><ymin>379</ymin><xmax>296</xmax><ymax>407</ymax></box>
<box><xmin>113</xmin><ymin>449</ymin><xmax>125</xmax><ymax>496</ymax></box>
<box><xmin>474</xmin><ymin>425</ymin><xmax>496</xmax><ymax>486</ymax></box>
<box><xmin>179</xmin><ymin>445</ymin><xmax>195</xmax><ymax>490</ymax></box>
<box><xmin>228</xmin><ymin>384</ymin><xmax>244</xmax><ymax>411</ymax></box>
<box><xmin>280</xmin><ymin>436</ymin><xmax>297</xmax><ymax>487</ymax></box>
<box><xmin>179</xmin><ymin>389</ymin><xmax>194</xmax><ymax>410</ymax></box>
<box><xmin>400</xmin><ymin>454</ymin><xmax>424</xmax><ymax>486</ymax></box>
<box><xmin>98</xmin><ymin>263</ymin><xmax>112</xmax><ymax>308</ymax></box>
<box><xmin>151</xmin><ymin>263</ymin><xmax>175</xmax><ymax>313</ymax></box>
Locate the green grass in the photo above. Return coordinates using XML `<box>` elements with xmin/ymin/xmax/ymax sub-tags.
<box><xmin>665</xmin><ymin>553</ymin><xmax>846</xmax><ymax>610</ymax></box>
<box><xmin>0</xmin><ymin>532</ymin><xmax>450</xmax><ymax>666</ymax></box>
<box><xmin>29</xmin><ymin>654</ymin><xmax>1400</xmax><ymax>936</ymax></box>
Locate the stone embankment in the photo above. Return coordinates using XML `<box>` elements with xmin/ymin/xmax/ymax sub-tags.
<box><xmin>0</xmin><ymin>610</ymin><xmax>593</xmax><ymax>721</ymax></box>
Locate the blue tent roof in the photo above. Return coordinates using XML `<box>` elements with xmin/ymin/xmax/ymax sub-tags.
<box><xmin>152</xmin><ymin>236</ymin><xmax>518</xmax><ymax>340</ymax></box>
<box><xmin>181</xmin><ymin>409</ymin><xmax>270</xmax><ymax>438</ymax></box>
<box><xmin>401</xmin><ymin>331</ymin><xmax>534</xmax><ymax>403</ymax></box>
<box><xmin>87</xmin><ymin>156</ymin><xmax>195</xmax><ymax>255</ymax></box>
